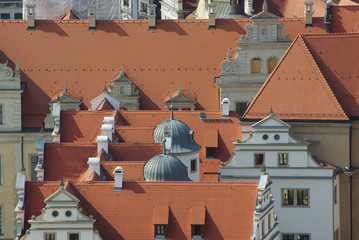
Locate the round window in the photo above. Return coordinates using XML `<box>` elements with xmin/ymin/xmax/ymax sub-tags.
<box><xmin>262</xmin><ymin>134</ymin><xmax>268</xmax><ymax>140</ymax></box>
<box><xmin>52</xmin><ymin>210</ymin><xmax>59</xmax><ymax>217</ymax></box>
<box><xmin>274</xmin><ymin>134</ymin><xmax>280</xmax><ymax>140</ymax></box>
<box><xmin>65</xmin><ymin>210</ymin><xmax>72</xmax><ymax>217</ymax></box>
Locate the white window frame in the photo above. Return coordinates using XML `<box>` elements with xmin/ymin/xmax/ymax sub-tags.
<box><xmin>281</xmin><ymin>188</ymin><xmax>310</xmax><ymax>207</ymax></box>
<box><xmin>140</xmin><ymin>1</ymin><xmax>148</xmax><ymax>13</ymax></box>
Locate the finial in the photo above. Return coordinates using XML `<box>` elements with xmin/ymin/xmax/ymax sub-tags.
<box><xmin>119</xmin><ymin>68</ymin><xmax>125</xmax><ymax>77</ymax></box>
<box><xmin>178</xmin><ymin>86</ymin><xmax>182</xmax><ymax>95</ymax></box>
<box><xmin>170</xmin><ymin>105</ymin><xmax>174</xmax><ymax>120</ymax></box>
<box><xmin>56</xmin><ymin>95</ymin><xmax>61</xmax><ymax>103</ymax></box>
<box><xmin>269</xmin><ymin>107</ymin><xmax>273</xmax><ymax>116</ymax></box>
<box><xmin>103</xmin><ymin>82</ymin><xmax>108</xmax><ymax>92</ymax></box>
<box><xmin>63</xmin><ymin>87</ymin><xmax>67</xmax><ymax>96</ymax></box>
<box><xmin>227</xmin><ymin>49</ymin><xmax>231</xmax><ymax>60</ymax></box>
<box><xmin>14</xmin><ymin>60</ymin><xmax>20</xmax><ymax>77</ymax></box>
<box><xmin>263</xmin><ymin>0</ymin><xmax>268</xmax><ymax>12</ymax></box>
<box><xmin>162</xmin><ymin>138</ymin><xmax>167</xmax><ymax>155</ymax></box>
<box><xmin>60</xmin><ymin>178</ymin><xmax>65</xmax><ymax>189</ymax></box>
<box><xmin>261</xmin><ymin>164</ymin><xmax>266</xmax><ymax>175</ymax></box>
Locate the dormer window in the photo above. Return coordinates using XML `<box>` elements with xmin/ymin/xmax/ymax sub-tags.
<box><xmin>155</xmin><ymin>225</ymin><xmax>166</xmax><ymax>238</ymax></box>
<box><xmin>192</xmin><ymin>225</ymin><xmax>202</xmax><ymax>239</ymax></box>
<box><xmin>120</xmin><ymin>86</ymin><xmax>125</xmax><ymax>95</ymax></box>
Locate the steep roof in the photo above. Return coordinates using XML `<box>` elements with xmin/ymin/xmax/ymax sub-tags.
<box><xmin>61</xmin><ymin>10</ymin><xmax>80</xmax><ymax>20</ymax></box>
<box><xmin>330</xmin><ymin>5</ymin><xmax>359</xmax><ymax>33</ymax></box>
<box><xmin>243</xmin><ymin>34</ymin><xmax>354</xmax><ymax>121</ymax></box>
<box><xmin>0</xmin><ymin>19</ymin><xmax>327</xmax><ymax>128</ymax></box>
<box><xmin>24</xmin><ymin>181</ymin><xmax>258</xmax><ymax>240</ymax></box>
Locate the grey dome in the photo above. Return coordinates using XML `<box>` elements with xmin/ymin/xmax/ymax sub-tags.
<box><xmin>153</xmin><ymin>119</ymin><xmax>201</xmax><ymax>154</ymax></box>
<box><xmin>144</xmin><ymin>154</ymin><xmax>191</xmax><ymax>181</ymax></box>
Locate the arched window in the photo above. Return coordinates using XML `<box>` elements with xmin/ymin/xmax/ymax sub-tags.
<box><xmin>251</xmin><ymin>58</ymin><xmax>261</xmax><ymax>73</ymax></box>
<box><xmin>267</xmin><ymin>57</ymin><xmax>277</xmax><ymax>73</ymax></box>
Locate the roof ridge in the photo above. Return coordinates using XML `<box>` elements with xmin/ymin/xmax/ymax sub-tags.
<box><xmin>299</xmin><ymin>35</ymin><xmax>348</xmax><ymax>118</ymax></box>
<box><xmin>301</xmin><ymin>32</ymin><xmax>359</xmax><ymax>37</ymax></box>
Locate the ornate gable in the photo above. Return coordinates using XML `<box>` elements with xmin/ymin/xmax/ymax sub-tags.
<box><xmin>163</xmin><ymin>87</ymin><xmax>197</xmax><ymax>110</ymax></box>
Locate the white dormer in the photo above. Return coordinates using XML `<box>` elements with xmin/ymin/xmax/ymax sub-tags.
<box><xmin>21</xmin><ymin>182</ymin><xmax>102</xmax><ymax>240</ymax></box>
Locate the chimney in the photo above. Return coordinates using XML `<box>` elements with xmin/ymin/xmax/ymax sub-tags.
<box><xmin>208</xmin><ymin>3</ymin><xmax>216</xmax><ymax>30</ymax></box>
<box><xmin>87</xmin><ymin>157</ymin><xmax>101</xmax><ymax>177</ymax></box>
<box><xmin>230</xmin><ymin>0</ymin><xmax>245</xmax><ymax>15</ymax></box>
<box><xmin>88</xmin><ymin>5</ymin><xmax>96</xmax><ymax>31</ymax></box>
<box><xmin>101</xmin><ymin>124</ymin><xmax>113</xmax><ymax>141</ymax></box>
<box><xmin>26</xmin><ymin>4</ymin><xmax>36</xmax><ymax>31</ymax></box>
<box><xmin>113</xmin><ymin>166</ymin><xmax>124</xmax><ymax>191</ymax></box>
<box><xmin>221</xmin><ymin>98</ymin><xmax>230</xmax><ymax>118</ymax></box>
<box><xmin>103</xmin><ymin>117</ymin><xmax>115</xmax><ymax>134</ymax></box>
<box><xmin>148</xmin><ymin>4</ymin><xmax>157</xmax><ymax>30</ymax></box>
<box><xmin>96</xmin><ymin>135</ymin><xmax>108</xmax><ymax>154</ymax></box>
<box><xmin>304</xmin><ymin>2</ymin><xmax>313</xmax><ymax>28</ymax></box>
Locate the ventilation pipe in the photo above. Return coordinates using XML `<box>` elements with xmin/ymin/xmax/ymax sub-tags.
<box><xmin>208</xmin><ymin>3</ymin><xmax>216</xmax><ymax>30</ymax></box>
<box><xmin>148</xmin><ymin>4</ymin><xmax>157</xmax><ymax>30</ymax></box>
<box><xmin>221</xmin><ymin>98</ymin><xmax>230</xmax><ymax>118</ymax></box>
<box><xmin>113</xmin><ymin>166</ymin><xmax>124</xmax><ymax>191</ymax></box>
<box><xmin>26</xmin><ymin>4</ymin><xmax>36</xmax><ymax>30</ymax></box>
<box><xmin>304</xmin><ymin>2</ymin><xmax>313</xmax><ymax>28</ymax></box>
<box><xmin>88</xmin><ymin>5</ymin><xmax>96</xmax><ymax>31</ymax></box>
<box><xmin>96</xmin><ymin>136</ymin><xmax>108</xmax><ymax>154</ymax></box>
<box><xmin>87</xmin><ymin>157</ymin><xmax>101</xmax><ymax>177</ymax></box>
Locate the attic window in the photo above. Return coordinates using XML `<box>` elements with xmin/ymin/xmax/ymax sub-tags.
<box><xmin>206</xmin><ymin>147</ymin><xmax>216</xmax><ymax>159</ymax></box>
<box><xmin>251</xmin><ymin>58</ymin><xmax>261</xmax><ymax>73</ymax></box>
<box><xmin>254</xmin><ymin>153</ymin><xmax>264</xmax><ymax>166</ymax></box>
<box><xmin>155</xmin><ymin>225</ymin><xmax>166</xmax><ymax>238</ymax></box>
<box><xmin>192</xmin><ymin>225</ymin><xmax>202</xmax><ymax>237</ymax></box>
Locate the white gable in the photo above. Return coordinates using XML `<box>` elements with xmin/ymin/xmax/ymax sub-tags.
<box><xmin>90</xmin><ymin>92</ymin><xmax>120</xmax><ymax>110</ymax></box>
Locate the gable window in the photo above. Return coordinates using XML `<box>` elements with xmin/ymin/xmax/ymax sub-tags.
<box><xmin>206</xmin><ymin>147</ymin><xmax>216</xmax><ymax>159</ymax></box>
<box><xmin>251</xmin><ymin>58</ymin><xmax>261</xmax><ymax>73</ymax></box>
<box><xmin>140</xmin><ymin>2</ymin><xmax>148</xmax><ymax>13</ymax></box>
<box><xmin>278</xmin><ymin>153</ymin><xmax>288</xmax><ymax>166</ymax></box>
<box><xmin>155</xmin><ymin>225</ymin><xmax>166</xmax><ymax>238</ymax></box>
<box><xmin>192</xmin><ymin>225</ymin><xmax>202</xmax><ymax>237</ymax></box>
<box><xmin>30</xmin><ymin>155</ymin><xmax>38</xmax><ymax>181</ymax></box>
<box><xmin>120</xmin><ymin>86</ymin><xmax>125</xmax><ymax>95</ymax></box>
<box><xmin>235</xmin><ymin>102</ymin><xmax>248</xmax><ymax>117</ymax></box>
<box><xmin>191</xmin><ymin>159</ymin><xmax>197</xmax><ymax>172</ymax></box>
<box><xmin>68</xmin><ymin>233</ymin><xmax>79</xmax><ymax>240</ymax></box>
<box><xmin>44</xmin><ymin>233</ymin><xmax>56</xmax><ymax>240</ymax></box>
<box><xmin>0</xmin><ymin>205</ymin><xmax>3</xmax><ymax>234</ymax></box>
<box><xmin>254</xmin><ymin>153</ymin><xmax>264</xmax><ymax>166</ymax></box>
<box><xmin>0</xmin><ymin>105</ymin><xmax>3</xmax><ymax>124</ymax></box>
<box><xmin>282</xmin><ymin>189</ymin><xmax>309</xmax><ymax>207</ymax></box>
<box><xmin>267</xmin><ymin>57</ymin><xmax>277</xmax><ymax>73</ymax></box>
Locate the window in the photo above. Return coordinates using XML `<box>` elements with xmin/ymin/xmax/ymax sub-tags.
<box><xmin>192</xmin><ymin>225</ymin><xmax>202</xmax><ymax>237</ymax></box>
<box><xmin>278</xmin><ymin>153</ymin><xmax>288</xmax><ymax>166</ymax></box>
<box><xmin>14</xmin><ymin>13</ymin><xmax>23</xmax><ymax>19</ymax></box>
<box><xmin>44</xmin><ymin>233</ymin><xmax>56</xmax><ymax>240</ymax></box>
<box><xmin>191</xmin><ymin>159</ymin><xmax>197</xmax><ymax>172</ymax></box>
<box><xmin>120</xmin><ymin>86</ymin><xmax>125</xmax><ymax>94</ymax></box>
<box><xmin>0</xmin><ymin>105</ymin><xmax>3</xmax><ymax>124</ymax></box>
<box><xmin>334</xmin><ymin>185</ymin><xmax>337</xmax><ymax>204</ymax></box>
<box><xmin>0</xmin><ymin>13</ymin><xmax>10</xmax><ymax>19</ymax></box>
<box><xmin>251</xmin><ymin>58</ymin><xmax>261</xmax><ymax>73</ymax></box>
<box><xmin>268</xmin><ymin>212</ymin><xmax>271</xmax><ymax>230</ymax></box>
<box><xmin>282</xmin><ymin>189</ymin><xmax>309</xmax><ymax>207</ymax></box>
<box><xmin>155</xmin><ymin>225</ymin><xmax>166</xmax><ymax>237</ymax></box>
<box><xmin>140</xmin><ymin>2</ymin><xmax>148</xmax><ymax>13</ymax></box>
<box><xmin>254</xmin><ymin>153</ymin><xmax>264</xmax><ymax>166</ymax></box>
<box><xmin>298</xmin><ymin>235</ymin><xmax>310</xmax><ymax>240</ymax></box>
<box><xmin>0</xmin><ymin>205</ymin><xmax>3</xmax><ymax>234</ymax></box>
<box><xmin>123</xmin><ymin>0</ymin><xmax>130</xmax><ymax>7</ymax></box>
<box><xmin>282</xmin><ymin>234</ymin><xmax>310</xmax><ymax>240</ymax></box>
<box><xmin>267</xmin><ymin>57</ymin><xmax>277</xmax><ymax>73</ymax></box>
<box><xmin>68</xmin><ymin>233</ymin><xmax>79</xmax><ymax>240</ymax></box>
<box><xmin>0</xmin><ymin>157</ymin><xmax>2</xmax><ymax>185</ymax></box>
<box><xmin>261</xmin><ymin>219</ymin><xmax>265</xmax><ymax>236</ymax></box>
<box><xmin>235</xmin><ymin>102</ymin><xmax>248</xmax><ymax>117</ymax></box>
<box><xmin>206</xmin><ymin>147</ymin><xmax>216</xmax><ymax>159</ymax></box>
<box><xmin>30</xmin><ymin>155</ymin><xmax>38</xmax><ymax>181</ymax></box>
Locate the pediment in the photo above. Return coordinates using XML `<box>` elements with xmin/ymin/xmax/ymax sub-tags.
<box><xmin>111</xmin><ymin>69</ymin><xmax>133</xmax><ymax>83</ymax></box>
<box><xmin>251</xmin><ymin>10</ymin><xmax>279</xmax><ymax>20</ymax></box>
<box><xmin>252</xmin><ymin>114</ymin><xmax>291</xmax><ymax>129</ymax></box>
<box><xmin>164</xmin><ymin>93</ymin><xmax>196</xmax><ymax>103</ymax></box>
<box><xmin>44</xmin><ymin>188</ymin><xmax>79</xmax><ymax>204</ymax></box>
<box><xmin>90</xmin><ymin>92</ymin><xmax>121</xmax><ymax>110</ymax></box>
<box><xmin>50</xmin><ymin>94</ymin><xmax>81</xmax><ymax>104</ymax></box>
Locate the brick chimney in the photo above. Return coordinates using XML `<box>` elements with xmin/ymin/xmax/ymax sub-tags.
<box><xmin>304</xmin><ymin>2</ymin><xmax>313</xmax><ymax>28</ymax></box>
<box><xmin>230</xmin><ymin>0</ymin><xmax>245</xmax><ymax>15</ymax></box>
<box><xmin>88</xmin><ymin>5</ymin><xmax>96</xmax><ymax>31</ymax></box>
<box><xmin>148</xmin><ymin>4</ymin><xmax>157</xmax><ymax>30</ymax></box>
<box><xmin>26</xmin><ymin>4</ymin><xmax>36</xmax><ymax>31</ymax></box>
<box><xmin>113</xmin><ymin>166</ymin><xmax>125</xmax><ymax>191</ymax></box>
<box><xmin>208</xmin><ymin>3</ymin><xmax>216</xmax><ymax>30</ymax></box>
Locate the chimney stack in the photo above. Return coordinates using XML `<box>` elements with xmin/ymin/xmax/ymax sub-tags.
<box><xmin>221</xmin><ymin>98</ymin><xmax>230</xmax><ymax>118</ymax></box>
<box><xmin>26</xmin><ymin>4</ymin><xmax>36</xmax><ymax>31</ymax></box>
<box><xmin>304</xmin><ymin>2</ymin><xmax>313</xmax><ymax>28</ymax></box>
<box><xmin>230</xmin><ymin>0</ymin><xmax>245</xmax><ymax>15</ymax></box>
<box><xmin>88</xmin><ymin>5</ymin><xmax>96</xmax><ymax>31</ymax></box>
<box><xmin>96</xmin><ymin>135</ymin><xmax>108</xmax><ymax>154</ymax></box>
<box><xmin>208</xmin><ymin>3</ymin><xmax>216</xmax><ymax>30</ymax></box>
<box><xmin>101</xmin><ymin>124</ymin><xmax>113</xmax><ymax>142</ymax></box>
<box><xmin>113</xmin><ymin>166</ymin><xmax>124</xmax><ymax>191</ymax></box>
<box><xmin>87</xmin><ymin>157</ymin><xmax>101</xmax><ymax>177</ymax></box>
<box><xmin>103</xmin><ymin>117</ymin><xmax>115</xmax><ymax>134</ymax></box>
<box><xmin>148</xmin><ymin>4</ymin><xmax>157</xmax><ymax>30</ymax></box>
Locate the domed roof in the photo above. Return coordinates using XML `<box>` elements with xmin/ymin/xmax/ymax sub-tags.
<box><xmin>144</xmin><ymin>154</ymin><xmax>191</xmax><ymax>181</ymax></box>
<box><xmin>153</xmin><ymin>110</ymin><xmax>201</xmax><ymax>154</ymax></box>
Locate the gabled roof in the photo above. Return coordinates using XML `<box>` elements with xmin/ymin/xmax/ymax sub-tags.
<box><xmin>252</xmin><ymin>112</ymin><xmax>291</xmax><ymax>129</ymax></box>
<box><xmin>49</xmin><ymin>88</ymin><xmax>81</xmax><ymax>104</ymax></box>
<box><xmin>97</xmin><ymin>98</ymin><xmax>116</xmax><ymax>110</ymax></box>
<box><xmin>24</xmin><ymin>181</ymin><xmax>258</xmax><ymax>240</ymax></box>
<box><xmin>330</xmin><ymin>6</ymin><xmax>359</xmax><ymax>33</ymax></box>
<box><xmin>61</xmin><ymin>10</ymin><xmax>80</xmax><ymax>20</ymax></box>
<box><xmin>243</xmin><ymin>34</ymin><xmax>349</xmax><ymax>121</ymax></box>
<box><xmin>111</xmin><ymin>69</ymin><xmax>133</xmax><ymax>83</ymax></box>
<box><xmin>163</xmin><ymin>87</ymin><xmax>196</xmax><ymax>103</ymax></box>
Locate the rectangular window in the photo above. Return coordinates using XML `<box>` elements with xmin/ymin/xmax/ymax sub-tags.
<box><xmin>123</xmin><ymin>0</ymin><xmax>130</xmax><ymax>6</ymax></box>
<box><xmin>14</xmin><ymin>13</ymin><xmax>22</xmax><ymax>19</ymax></box>
<box><xmin>268</xmin><ymin>212</ymin><xmax>271</xmax><ymax>230</ymax></box>
<box><xmin>68</xmin><ymin>233</ymin><xmax>79</xmax><ymax>240</ymax></box>
<box><xmin>140</xmin><ymin>2</ymin><xmax>148</xmax><ymax>13</ymax></box>
<box><xmin>0</xmin><ymin>205</ymin><xmax>3</xmax><ymax>234</ymax></box>
<box><xmin>298</xmin><ymin>234</ymin><xmax>310</xmax><ymax>240</ymax></box>
<box><xmin>0</xmin><ymin>13</ymin><xmax>10</xmax><ymax>19</ymax></box>
<box><xmin>0</xmin><ymin>157</ymin><xmax>2</xmax><ymax>185</ymax></box>
<box><xmin>334</xmin><ymin>185</ymin><xmax>337</xmax><ymax>204</ymax></box>
<box><xmin>278</xmin><ymin>153</ymin><xmax>288</xmax><ymax>166</ymax></box>
<box><xmin>282</xmin><ymin>189</ymin><xmax>309</xmax><ymax>207</ymax></box>
<box><xmin>155</xmin><ymin>225</ymin><xmax>166</xmax><ymax>237</ymax></box>
<box><xmin>30</xmin><ymin>155</ymin><xmax>38</xmax><ymax>181</ymax></box>
<box><xmin>192</xmin><ymin>225</ymin><xmax>202</xmax><ymax>236</ymax></box>
<box><xmin>44</xmin><ymin>233</ymin><xmax>56</xmax><ymax>240</ymax></box>
<box><xmin>283</xmin><ymin>234</ymin><xmax>295</xmax><ymax>240</ymax></box>
<box><xmin>235</xmin><ymin>102</ymin><xmax>248</xmax><ymax>117</ymax></box>
<box><xmin>190</xmin><ymin>159</ymin><xmax>196</xmax><ymax>172</ymax></box>
<box><xmin>254</xmin><ymin>153</ymin><xmax>264</xmax><ymax>166</ymax></box>
<box><xmin>206</xmin><ymin>147</ymin><xmax>216</xmax><ymax>159</ymax></box>
<box><xmin>0</xmin><ymin>105</ymin><xmax>3</xmax><ymax>124</ymax></box>
<box><xmin>261</xmin><ymin>219</ymin><xmax>265</xmax><ymax>236</ymax></box>
<box><xmin>120</xmin><ymin>86</ymin><xmax>125</xmax><ymax>94</ymax></box>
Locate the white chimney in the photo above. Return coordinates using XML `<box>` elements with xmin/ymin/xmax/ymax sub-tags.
<box><xmin>304</xmin><ymin>2</ymin><xmax>313</xmax><ymax>27</ymax></box>
<box><xmin>88</xmin><ymin>5</ymin><xmax>96</xmax><ymax>31</ymax></box>
<box><xmin>96</xmin><ymin>135</ymin><xmax>108</xmax><ymax>154</ymax></box>
<box><xmin>103</xmin><ymin>117</ymin><xmax>115</xmax><ymax>133</ymax></box>
<box><xmin>148</xmin><ymin>4</ymin><xmax>157</xmax><ymax>30</ymax></box>
<box><xmin>221</xmin><ymin>98</ymin><xmax>230</xmax><ymax>118</ymax></box>
<box><xmin>113</xmin><ymin>166</ymin><xmax>124</xmax><ymax>191</ymax></box>
<box><xmin>26</xmin><ymin>4</ymin><xmax>36</xmax><ymax>31</ymax></box>
<box><xmin>87</xmin><ymin>157</ymin><xmax>101</xmax><ymax>177</ymax></box>
<box><xmin>208</xmin><ymin>3</ymin><xmax>216</xmax><ymax>30</ymax></box>
<box><xmin>101</xmin><ymin>124</ymin><xmax>113</xmax><ymax>142</ymax></box>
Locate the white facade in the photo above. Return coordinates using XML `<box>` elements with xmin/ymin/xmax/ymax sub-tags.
<box><xmin>173</xmin><ymin>151</ymin><xmax>200</xmax><ymax>181</ymax></box>
<box><xmin>220</xmin><ymin>113</ymin><xmax>338</xmax><ymax>240</ymax></box>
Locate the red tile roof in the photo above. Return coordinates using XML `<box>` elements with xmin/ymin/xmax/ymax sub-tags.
<box><xmin>330</xmin><ymin>6</ymin><xmax>359</xmax><ymax>33</ymax></box>
<box><xmin>61</xmin><ymin>10</ymin><xmax>80</xmax><ymax>20</ymax></box>
<box><xmin>24</xmin><ymin>181</ymin><xmax>258</xmax><ymax>240</ymax></box>
<box><xmin>0</xmin><ymin>19</ymin><xmax>327</xmax><ymax>128</ymax></box>
<box><xmin>243</xmin><ymin>34</ymin><xmax>356</xmax><ymax>121</ymax></box>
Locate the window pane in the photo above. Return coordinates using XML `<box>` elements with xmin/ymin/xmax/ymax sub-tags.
<box><xmin>278</xmin><ymin>153</ymin><xmax>288</xmax><ymax>165</ymax></box>
<box><xmin>14</xmin><ymin>13</ymin><xmax>23</xmax><ymax>19</ymax></box>
<box><xmin>0</xmin><ymin>13</ymin><xmax>10</xmax><ymax>19</ymax></box>
<box><xmin>235</xmin><ymin>102</ymin><xmax>247</xmax><ymax>117</ymax></box>
<box><xmin>255</xmin><ymin>154</ymin><xmax>264</xmax><ymax>165</ymax></box>
<box><xmin>282</xmin><ymin>189</ymin><xmax>294</xmax><ymax>205</ymax></box>
<box><xmin>283</xmin><ymin>235</ymin><xmax>295</xmax><ymax>240</ymax></box>
<box><xmin>298</xmin><ymin>234</ymin><xmax>310</xmax><ymax>240</ymax></box>
<box><xmin>191</xmin><ymin>159</ymin><xmax>196</xmax><ymax>171</ymax></box>
<box><xmin>156</xmin><ymin>225</ymin><xmax>165</xmax><ymax>235</ymax></box>
<box><xmin>297</xmin><ymin>189</ymin><xmax>309</xmax><ymax>206</ymax></box>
